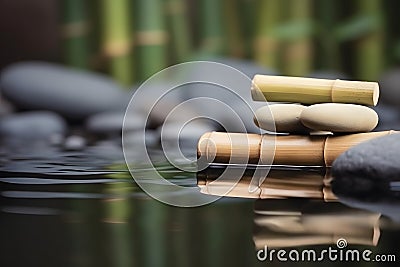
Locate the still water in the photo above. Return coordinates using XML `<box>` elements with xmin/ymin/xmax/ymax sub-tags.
<box><xmin>0</xmin><ymin>141</ymin><xmax>399</xmax><ymax>267</ymax></box>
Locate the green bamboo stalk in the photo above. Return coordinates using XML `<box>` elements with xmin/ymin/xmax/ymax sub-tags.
<box><xmin>254</xmin><ymin>0</ymin><xmax>280</xmax><ymax>69</ymax></box>
<box><xmin>100</xmin><ymin>0</ymin><xmax>134</xmax><ymax>86</ymax></box>
<box><xmin>355</xmin><ymin>0</ymin><xmax>384</xmax><ymax>80</ymax></box>
<box><xmin>223</xmin><ymin>0</ymin><xmax>245</xmax><ymax>58</ymax></box>
<box><xmin>135</xmin><ymin>0</ymin><xmax>168</xmax><ymax>81</ymax></box>
<box><xmin>61</xmin><ymin>0</ymin><xmax>90</xmax><ymax>68</ymax></box>
<box><xmin>199</xmin><ymin>0</ymin><xmax>225</xmax><ymax>56</ymax></box>
<box><xmin>282</xmin><ymin>0</ymin><xmax>313</xmax><ymax>76</ymax></box>
<box><xmin>317</xmin><ymin>0</ymin><xmax>341</xmax><ymax>70</ymax></box>
<box><xmin>240</xmin><ymin>0</ymin><xmax>257</xmax><ymax>58</ymax></box>
<box><xmin>165</xmin><ymin>0</ymin><xmax>192</xmax><ymax>62</ymax></box>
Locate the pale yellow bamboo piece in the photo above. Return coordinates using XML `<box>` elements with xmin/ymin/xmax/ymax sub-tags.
<box><xmin>197</xmin><ymin>131</ymin><xmax>397</xmax><ymax>167</ymax></box>
<box><xmin>251</xmin><ymin>75</ymin><xmax>379</xmax><ymax>106</ymax></box>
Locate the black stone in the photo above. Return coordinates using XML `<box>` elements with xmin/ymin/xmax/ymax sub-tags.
<box><xmin>332</xmin><ymin>133</ymin><xmax>400</xmax><ymax>197</ymax></box>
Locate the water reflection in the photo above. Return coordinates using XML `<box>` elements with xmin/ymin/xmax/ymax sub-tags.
<box><xmin>253</xmin><ymin>199</ymin><xmax>380</xmax><ymax>249</ymax></box>
<box><xmin>1</xmin><ymin>146</ymin><xmax>400</xmax><ymax>266</ymax></box>
<box><xmin>197</xmin><ymin>165</ymin><xmax>400</xmax><ymax>257</ymax></box>
<box><xmin>333</xmin><ymin>176</ymin><xmax>400</xmax><ymax>223</ymax></box>
<box><xmin>197</xmin><ymin>166</ymin><xmax>336</xmax><ymax>200</ymax></box>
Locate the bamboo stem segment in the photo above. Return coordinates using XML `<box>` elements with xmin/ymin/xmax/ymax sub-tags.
<box><xmin>251</xmin><ymin>75</ymin><xmax>380</xmax><ymax>106</ymax></box>
<box><xmin>197</xmin><ymin>131</ymin><xmax>397</xmax><ymax>167</ymax></box>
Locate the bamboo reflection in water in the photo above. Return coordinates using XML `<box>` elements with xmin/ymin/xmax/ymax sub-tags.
<box><xmin>101</xmin><ymin>181</ymin><xmax>134</xmax><ymax>267</ymax></box>
<box><xmin>253</xmin><ymin>199</ymin><xmax>381</xmax><ymax>249</ymax></box>
<box><xmin>197</xmin><ymin>166</ymin><xmax>336</xmax><ymax>201</ymax></box>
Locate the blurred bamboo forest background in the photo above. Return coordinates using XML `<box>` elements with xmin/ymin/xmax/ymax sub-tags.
<box><xmin>1</xmin><ymin>0</ymin><xmax>400</xmax><ymax>86</ymax></box>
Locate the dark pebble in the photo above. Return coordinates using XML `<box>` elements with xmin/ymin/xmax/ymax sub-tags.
<box><xmin>0</xmin><ymin>111</ymin><xmax>67</xmax><ymax>146</ymax></box>
<box><xmin>332</xmin><ymin>133</ymin><xmax>400</xmax><ymax>197</ymax></box>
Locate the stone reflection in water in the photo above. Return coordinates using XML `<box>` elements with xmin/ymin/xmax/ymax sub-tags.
<box><xmin>333</xmin><ymin>175</ymin><xmax>400</xmax><ymax>223</ymax></box>
<box><xmin>253</xmin><ymin>199</ymin><xmax>381</xmax><ymax>249</ymax></box>
<box><xmin>197</xmin><ymin>166</ymin><xmax>336</xmax><ymax>201</ymax></box>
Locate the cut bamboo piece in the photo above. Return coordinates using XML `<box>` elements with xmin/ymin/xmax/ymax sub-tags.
<box><xmin>197</xmin><ymin>131</ymin><xmax>397</xmax><ymax>167</ymax></box>
<box><xmin>251</xmin><ymin>75</ymin><xmax>380</xmax><ymax>106</ymax></box>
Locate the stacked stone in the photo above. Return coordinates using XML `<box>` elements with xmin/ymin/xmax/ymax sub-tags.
<box><xmin>252</xmin><ymin>75</ymin><xmax>380</xmax><ymax>136</ymax></box>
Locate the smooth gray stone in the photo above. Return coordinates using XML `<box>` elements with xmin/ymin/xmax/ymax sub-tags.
<box><xmin>85</xmin><ymin>111</ymin><xmax>146</xmax><ymax>134</ymax></box>
<box><xmin>332</xmin><ymin>133</ymin><xmax>400</xmax><ymax>195</ymax></box>
<box><xmin>372</xmin><ymin>104</ymin><xmax>400</xmax><ymax>131</ymax></box>
<box><xmin>379</xmin><ymin>68</ymin><xmax>400</xmax><ymax>107</ymax></box>
<box><xmin>0</xmin><ymin>111</ymin><xmax>67</xmax><ymax>146</ymax></box>
<box><xmin>182</xmin><ymin>57</ymin><xmax>276</xmax><ymax>133</ymax></box>
<box><xmin>63</xmin><ymin>135</ymin><xmax>86</xmax><ymax>151</ymax></box>
<box><xmin>0</xmin><ymin>61</ymin><xmax>127</xmax><ymax>120</ymax></box>
<box><xmin>128</xmin><ymin>82</ymin><xmax>185</xmax><ymax>128</ymax></box>
<box><xmin>123</xmin><ymin>129</ymin><xmax>159</xmax><ymax>147</ymax></box>
<box><xmin>0</xmin><ymin>97</ymin><xmax>15</xmax><ymax>116</ymax></box>
<box><xmin>159</xmin><ymin>120</ymin><xmax>218</xmax><ymax>152</ymax></box>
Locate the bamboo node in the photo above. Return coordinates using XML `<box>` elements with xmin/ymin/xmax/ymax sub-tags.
<box><xmin>135</xmin><ymin>31</ymin><xmax>168</xmax><ymax>45</ymax></box>
<box><xmin>102</xmin><ymin>40</ymin><xmax>133</xmax><ymax>57</ymax></box>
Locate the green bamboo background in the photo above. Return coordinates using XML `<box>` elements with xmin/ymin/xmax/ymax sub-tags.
<box><xmin>61</xmin><ymin>0</ymin><xmax>400</xmax><ymax>85</ymax></box>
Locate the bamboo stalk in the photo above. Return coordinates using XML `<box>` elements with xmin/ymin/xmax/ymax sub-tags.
<box><xmin>355</xmin><ymin>0</ymin><xmax>384</xmax><ymax>81</ymax></box>
<box><xmin>254</xmin><ymin>0</ymin><xmax>280</xmax><ymax>69</ymax></box>
<box><xmin>61</xmin><ymin>0</ymin><xmax>90</xmax><ymax>68</ymax></box>
<box><xmin>197</xmin><ymin>131</ymin><xmax>397</xmax><ymax>167</ymax></box>
<box><xmin>198</xmin><ymin>0</ymin><xmax>225</xmax><ymax>55</ymax></box>
<box><xmin>282</xmin><ymin>0</ymin><xmax>313</xmax><ymax>76</ymax></box>
<box><xmin>240</xmin><ymin>0</ymin><xmax>257</xmax><ymax>58</ymax></box>
<box><xmin>135</xmin><ymin>0</ymin><xmax>167</xmax><ymax>81</ymax></box>
<box><xmin>100</xmin><ymin>0</ymin><xmax>134</xmax><ymax>86</ymax></box>
<box><xmin>251</xmin><ymin>75</ymin><xmax>380</xmax><ymax>106</ymax></box>
<box><xmin>317</xmin><ymin>0</ymin><xmax>341</xmax><ymax>70</ymax></box>
<box><xmin>165</xmin><ymin>0</ymin><xmax>191</xmax><ymax>62</ymax></box>
<box><xmin>223</xmin><ymin>0</ymin><xmax>245</xmax><ymax>58</ymax></box>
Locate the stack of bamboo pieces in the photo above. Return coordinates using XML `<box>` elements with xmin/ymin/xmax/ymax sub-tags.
<box><xmin>197</xmin><ymin>75</ymin><xmax>396</xmax><ymax>167</ymax></box>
